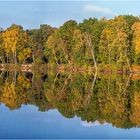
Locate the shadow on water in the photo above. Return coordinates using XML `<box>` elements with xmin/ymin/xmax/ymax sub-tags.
<box><xmin>0</xmin><ymin>69</ymin><xmax>140</xmax><ymax>129</ymax></box>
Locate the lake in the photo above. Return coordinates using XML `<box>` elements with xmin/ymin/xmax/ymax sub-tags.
<box><xmin>0</xmin><ymin>70</ymin><xmax>140</xmax><ymax>139</ymax></box>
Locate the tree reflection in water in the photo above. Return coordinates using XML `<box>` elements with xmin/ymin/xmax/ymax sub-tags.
<box><xmin>0</xmin><ymin>70</ymin><xmax>140</xmax><ymax>129</ymax></box>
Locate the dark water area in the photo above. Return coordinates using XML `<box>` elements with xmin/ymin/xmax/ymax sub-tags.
<box><xmin>0</xmin><ymin>70</ymin><xmax>140</xmax><ymax>139</ymax></box>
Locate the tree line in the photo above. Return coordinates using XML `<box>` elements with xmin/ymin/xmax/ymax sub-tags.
<box><xmin>0</xmin><ymin>15</ymin><xmax>140</xmax><ymax>70</ymax></box>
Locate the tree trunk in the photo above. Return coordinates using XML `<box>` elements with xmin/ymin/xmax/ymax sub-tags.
<box><xmin>15</xmin><ymin>51</ymin><xmax>17</xmax><ymax>64</ymax></box>
<box><xmin>85</xmin><ymin>34</ymin><xmax>97</xmax><ymax>71</ymax></box>
<box><xmin>109</xmin><ymin>49</ymin><xmax>111</xmax><ymax>68</ymax></box>
<box><xmin>33</xmin><ymin>51</ymin><xmax>35</xmax><ymax>63</ymax></box>
<box><xmin>125</xmin><ymin>50</ymin><xmax>132</xmax><ymax>72</ymax></box>
<box><xmin>7</xmin><ymin>54</ymin><xmax>9</xmax><ymax>64</ymax></box>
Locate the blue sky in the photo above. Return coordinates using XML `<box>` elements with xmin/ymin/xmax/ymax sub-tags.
<box><xmin>0</xmin><ymin>1</ymin><xmax>140</xmax><ymax>29</ymax></box>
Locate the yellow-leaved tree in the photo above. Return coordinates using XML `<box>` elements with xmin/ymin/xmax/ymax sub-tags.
<box><xmin>132</xmin><ymin>22</ymin><xmax>140</xmax><ymax>64</ymax></box>
<box><xmin>2</xmin><ymin>24</ymin><xmax>29</xmax><ymax>64</ymax></box>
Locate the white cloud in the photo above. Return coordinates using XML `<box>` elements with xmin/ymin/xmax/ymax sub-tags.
<box><xmin>81</xmin><ymin>120</ymin><xmax>108</xmax><ymax>127</ymax></box>
<box><xmin>84</xmin><ymin>4</ymin><xmax>114</xmax><ymax>15</ymax></box>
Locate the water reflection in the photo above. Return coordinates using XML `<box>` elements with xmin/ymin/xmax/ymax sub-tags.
<box><xmin>0</xmin><ymin>70</ymin><xmax>140</xmax><ymax>129</ymax></box>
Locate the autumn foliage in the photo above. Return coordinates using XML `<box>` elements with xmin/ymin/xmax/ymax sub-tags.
<box><xmin>0</xmin><ymin>15</ymin><xmax>140</xmax><ymax>71</ymax></box>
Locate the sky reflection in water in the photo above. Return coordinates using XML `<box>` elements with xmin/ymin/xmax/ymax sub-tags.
<box><xmin>0</xmin><ymin>103</ymin><xmax>139</xmax><ymax>139</ymax></box>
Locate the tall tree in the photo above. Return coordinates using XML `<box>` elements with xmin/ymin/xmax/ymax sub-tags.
<box><xmin>99</xmin><ymin>16</ymin><xmax>131</xmax><ymax>70</ymax></box>
<box><xmin>132</xmin><ymin>22</ymin><xmax>140</xmax><ymax>64</ymax></box>
<box><xmin>28</xmin><ymin>24</ymin><xmax>55</xmax><ymax>64</ymax></box>
<box><xmin>2</xmin><ymin>24</ymin><xmax>28</xmax><ymax>64</ymax></box>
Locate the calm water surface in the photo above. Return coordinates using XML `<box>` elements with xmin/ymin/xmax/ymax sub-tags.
<box><xmin>0</xmin><ymin>71</ymin><xmax>140</xmax><ymax>139</ymax></box>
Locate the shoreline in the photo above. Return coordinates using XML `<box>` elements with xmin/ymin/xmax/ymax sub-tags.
<box><xmin>0</xmin><ymin>64</ymin><xmax>140</xmax><ymax>74</ymax></box>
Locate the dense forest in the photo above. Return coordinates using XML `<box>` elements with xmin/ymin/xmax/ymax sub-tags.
<box><xmin>0</xmin><ymin>15</ymin><xmax>140</xmax><ymax>71</ymax></box>
<box><xmin>0</xmin><ymin>70</ymin><xmax>140</xmax><ymax>129</ymax></box>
